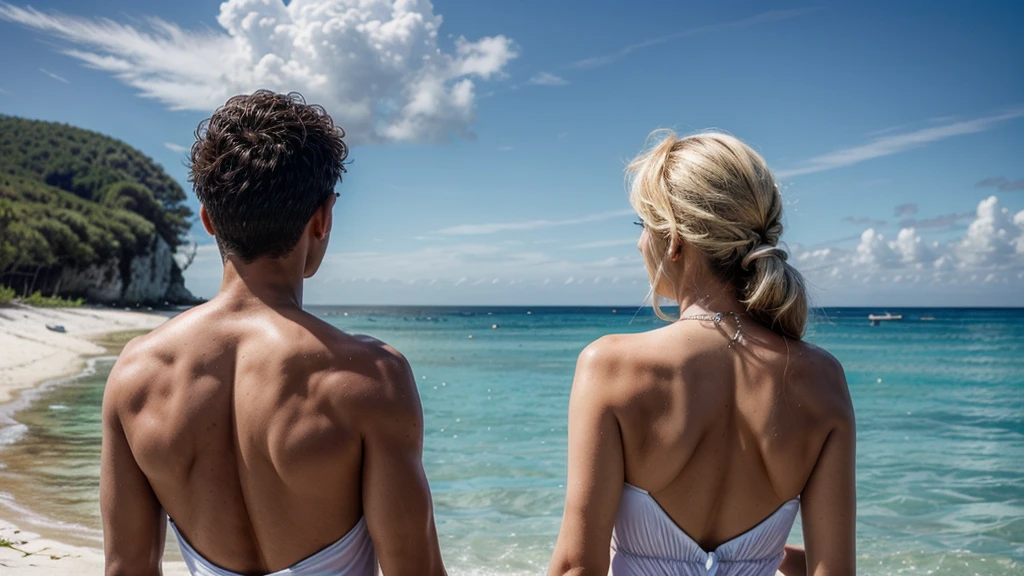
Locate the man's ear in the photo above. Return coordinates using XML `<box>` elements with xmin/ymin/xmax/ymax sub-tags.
<box><xmin>200</xmin><ymin>205</ymin><xmax>216</xmax><ymax>236</ymax></box>
<box><xmin>313</xmin><ymin>195</ymin><xmax>336</xmax><ymax>240</ymax></box>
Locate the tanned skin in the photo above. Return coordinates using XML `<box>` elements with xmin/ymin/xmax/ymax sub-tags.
<box><xmin>101</xmin><ymin>199</ymin><xmax>446</xmax><ymax>576</ymax></box>
<box><xmin>549</xmin><ymin>233</ymin><xmax>856</xmax><ymax>576</ymax></box>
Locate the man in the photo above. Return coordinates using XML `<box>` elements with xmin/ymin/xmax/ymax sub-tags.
<box><xmin>101</xmin><ymin>91</ymin><xmax>446</xmax><ymax>576</ymax></box>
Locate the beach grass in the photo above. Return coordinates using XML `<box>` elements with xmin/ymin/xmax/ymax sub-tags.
<box><xmin>21</xmin><ymin>291</ymin><xmax>84</xmax><ymax>308</ymax></box>
<box><xmin>0</xmin><ymin>285</ymin><xmax>15</xmax><ymax>305</ymax></box>
<box><xmin>0</xmin><ymin>536</ymin><xmax>30</xmax><ymax>556</ymax></box>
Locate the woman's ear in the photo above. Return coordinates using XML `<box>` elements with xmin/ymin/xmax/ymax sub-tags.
<box><xmin>668</xmin><ymin>236</ymin><xmax>683</xmax><ymax>262</ymax></box>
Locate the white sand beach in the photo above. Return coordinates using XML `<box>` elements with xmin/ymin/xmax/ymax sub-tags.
<box><xmin>0</xmin><ymin>304</ymin><xmax>188</xmax><ymax>575</ymax></box>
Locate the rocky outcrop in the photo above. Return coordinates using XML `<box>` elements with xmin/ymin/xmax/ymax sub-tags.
<box><xmin>58</xmin><ymin>236</ymin><xmax>194</xmax><ymax>305</ymax></box>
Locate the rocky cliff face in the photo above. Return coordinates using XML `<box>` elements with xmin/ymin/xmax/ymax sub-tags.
<box><xmin>58</xmin><ymin>236</ymin><xmax>194</xmax><ymax>305</ymax></box>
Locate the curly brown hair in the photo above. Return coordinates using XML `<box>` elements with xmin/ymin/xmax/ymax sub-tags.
<box><xmin>190</xmin><ymin>90</ymin><xmax>348</xmax><ymax>262</ymax></box>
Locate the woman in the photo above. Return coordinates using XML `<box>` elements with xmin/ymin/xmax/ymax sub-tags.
<box><xmin>549</xmin><ymin>131</ymin><xmax>855</xmax><ymax>576</ymax></box>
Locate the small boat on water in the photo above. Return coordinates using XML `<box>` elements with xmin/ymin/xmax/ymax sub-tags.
<box><xmin>868</xmin><ymin>312</ymin><xmax>903</xmax><ymax>326</ymax></box>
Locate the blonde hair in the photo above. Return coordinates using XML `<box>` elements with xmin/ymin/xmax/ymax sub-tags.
<box><xmin>628</xmin><ymin>130</ymin><xmax>808</xmax><ymax>339</ymax></box>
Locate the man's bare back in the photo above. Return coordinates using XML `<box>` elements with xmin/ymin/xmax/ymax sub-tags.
<box><xmin>100</xmin><ymin>91</ymin><xmax>445</xmax><ymax>576</ymax></box>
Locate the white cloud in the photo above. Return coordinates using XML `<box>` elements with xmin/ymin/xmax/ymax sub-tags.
<box><xmin>1015</xmin><ymin>211</ymin><xmax>1024</xmax><ymax>255</ymax></box>
<box><xmin>795</xmin><ymin>196</ymin><xmax>1024</xmax><ymax>290</ymax></box>
<box><xmin>528</xmin><ymin>72</ymin><xmax>568</xmax><ymax>86</ymax></box>
<box><xmin>777</xmin><ymin>108</ymin><xmax>1024</xmax><ymax>178</ymax></box>
<box><xmin>853</xmin><ymin>228</ymin><xmax>897</xmax><ymax>268</ymax></box>
<box><xmin>571</xmin><ymin>8</ymin><xmax>816</xmax><ymax>69</ymax></box>
<box><xmin>0</xmin><ymin>0</ymin><xmax>518</xmax><ymax>144</ymax></box>
<box><xmin>892</xmin><ymin>228</ymin><xmax>933</xmax><ymax>266</ymax></box>
<box><xmin>39</xmin><ymin>67</ymin><xmax>69</xmax><ymax>83</ymax></box>
<box><xmin>164</xmin><ymin>142</ymin><xmax>188</xmax><ymax>153</ymax></box>
<box><xmin>436</xmin><ymin>209</ymin><xmax>633</xmax><ymax>235</ymax></box>
<box><xmin>957</xmin><ymin>196</ymin><xmax>1020</xmax><ymax>267</ymax></box>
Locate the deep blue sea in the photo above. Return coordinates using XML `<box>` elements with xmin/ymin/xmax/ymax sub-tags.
<box><xmin>1</xmin><ymin>307</ymin><xmax>1022</xmax><ymax>575</ymax></box>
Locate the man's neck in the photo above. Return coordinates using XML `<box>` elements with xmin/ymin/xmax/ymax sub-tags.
<box><xmin>218</xmin><ymin>256</ymin><xmax>305</xmax><ymax>310</ymax></box>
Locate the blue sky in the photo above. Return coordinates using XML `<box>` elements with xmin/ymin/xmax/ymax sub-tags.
<box><xmin>1</xmin><ymin>0</ymin><xmax>1022</xmax><ymax>306</ymax></box>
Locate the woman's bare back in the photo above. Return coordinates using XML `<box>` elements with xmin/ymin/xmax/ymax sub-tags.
<box><xmin>550</xmin><ymin>312</ymin><xmax>855</xmax><ymax>575</ymax></box>
<box><xmin>608</xmin><ymin>316</ymin><xmax>852</xmax><ymax>550</ymax></box>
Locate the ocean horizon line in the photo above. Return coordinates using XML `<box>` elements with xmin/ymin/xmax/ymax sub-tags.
<box><xmin>299</xmin><ymin>304</ymin><xmax>1024</xmax><ymax>310</ymax></box>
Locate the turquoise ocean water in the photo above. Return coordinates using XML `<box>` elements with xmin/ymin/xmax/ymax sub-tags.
<box><xmin>0</xmin><ymin>307</ymin><xmax>1022</xmax><ymax>574</ymax></box>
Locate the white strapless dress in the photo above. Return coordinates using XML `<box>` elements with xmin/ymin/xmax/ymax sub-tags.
<box><xmin>610</xmin><ymin>483</ymin><xmax>799</xmax><ymax>575</ymax></box>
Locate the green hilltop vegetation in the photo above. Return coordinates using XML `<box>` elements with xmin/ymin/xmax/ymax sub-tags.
<box><xmin>0</xmin><ymin>115</ymin><xmax>195</xmax><ymax>303</ymax></box>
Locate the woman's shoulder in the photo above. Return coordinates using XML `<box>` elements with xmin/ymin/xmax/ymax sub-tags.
<box><xmin>572</xmin><ymin>329</ymin><xmax>683</xmax><ymax>407</ymax></box>
<box><xmin>575</xmin><ymin>329</ymin><xmax>671</xmax><ymax>376</ymax></box>
<box><xmin>784</xmin><ymin>340</ymin><xmax>855</xmax><ymax>426</ymax></box>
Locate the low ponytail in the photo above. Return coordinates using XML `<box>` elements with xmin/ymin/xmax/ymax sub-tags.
<box><xmin>740</xmin><ymin>245</ymin><xmax>807</xmax><ymax>339</ymax></box>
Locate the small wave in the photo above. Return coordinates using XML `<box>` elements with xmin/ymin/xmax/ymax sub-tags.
<box><xmin>0</xmin><ymin>356</ymin><xmax>114</xmax><ymax>448</ymax></box>
<box><xmin>0</xmin><ymin>422</ymin><xmax>28</xmax><ymax>446</ymax></box>
<box><xmin>0</xmin><ymin>491</ymin><xmax>103</xmax><ymax>544</ymax></box>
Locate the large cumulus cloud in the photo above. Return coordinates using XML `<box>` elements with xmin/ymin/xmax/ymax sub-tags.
<box><xmin>0</xmin><ymin>0</ymin><xmax>518</xmax><ymax>143</ymax></box>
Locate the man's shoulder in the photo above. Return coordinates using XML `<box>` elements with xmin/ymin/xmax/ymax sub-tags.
<box><xmin>102</xmin><ymin>326</ymin><xmax>176</xmax><ymax>416</ymax></box>
<box><xmin>312</xmin><ymin>332</ymin><xmax>420</xmax><ymax>414</ymax></box>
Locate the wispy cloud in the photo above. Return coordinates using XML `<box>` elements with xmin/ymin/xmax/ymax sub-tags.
<box><xmin>497</xmin><ymin>145</ymin><xmax>514</xmax><ymax>151</ymax></box>
<box><xmin>571</xmin><ymin>8</ymin><xmax>817</xmax><ymax>69</ymax></box>
<box><xmin>843</xmin><ymin>216</ymin><xmax>887</xmax><ymax>227</ymax></box>
<box><xmin>777</xmin><ymin>108</ymin><xmax>1024</xmax><ymax>178</ymax></box>
<box><xmin>898</xmin><ymin>212</ymin><xmax>974</xmax><ymax>230</ymax></box>
<box><xmin>39</xmin><ymin>67</ymin><xmax>69</xmax><ymax>83</ymax></box>
<box><xmin>894</xmin><ymin>203</ymin><xmax>918</xmax><ymax>217</ymax></box>
<box><xmin>0</xmin><ymin>87</ymin><xmax>11</xmax><ymax>95</ymax></box>
<box><xmin>436</xmin><ymin>209</ymin><xmax>634</xmax><ymax>235</ymax></box>
<box><xmin>0</xmin><ymin>1</ymin><xmax>517</xmax><ymax>145</ymax></box>
<box><xmin>865</xmin><ymin>124</ymin><xmax>907</xmax><ymax>137</ymax></box>
<box><xmin>977</xmin><ymin>176</ymin><xmax>1024</xmax><ymax>191</ymax></box>
<box><xmin>528</xmin><ymin>72</ymin><xmax>568</xmax><ymax>86</ymax></box>
<box><xmin>571</xmin><ymin>238</ymin><xmax>637</xmax><ymax>250</ymax></box>
<box><xmin>164</xmin><ymin>142</ymin><xmax>188</xmax><ymax>153</ymax></box>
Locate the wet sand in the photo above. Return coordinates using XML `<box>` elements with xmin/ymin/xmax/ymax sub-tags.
<box><xmin>0</xmin><ymin>304</ymin><xmax>188</xmax><ymax>574</ymax></box>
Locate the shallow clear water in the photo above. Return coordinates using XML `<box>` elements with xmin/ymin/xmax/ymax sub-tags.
<box><xmin>1</xmin><ymin>307</ymin><xmax>1022</xmax><ymax>575</ymax></box>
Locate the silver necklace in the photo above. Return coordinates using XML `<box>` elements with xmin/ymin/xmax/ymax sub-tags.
<box><xmin>678</xmin><ymin>310</ymin><xmax>743</xmax><ymax>346</ymax></box>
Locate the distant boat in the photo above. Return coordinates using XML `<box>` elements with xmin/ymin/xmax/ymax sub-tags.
<box><xmin>45</xmin><ymin>324</ymin><xmax>66</xmax><ymax>333</ymax></box>
<box><xmin>868</xmin><ymin>312</ymin><xmax>903</xmax><ymax>326</ymax></box>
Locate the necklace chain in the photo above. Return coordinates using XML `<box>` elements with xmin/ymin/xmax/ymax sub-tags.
<box><xmin>678</xmin><ymin>310</ymin><xmax>743</xmax><ymax>346</ymax></box>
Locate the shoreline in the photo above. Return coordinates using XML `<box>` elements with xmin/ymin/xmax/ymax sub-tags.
<box><xmin>0</xmin><ymin>303</ymin><xmax>188</xmax><ymax>574</ymax></box>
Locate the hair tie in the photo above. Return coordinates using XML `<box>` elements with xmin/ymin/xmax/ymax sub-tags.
<box><xmin>741</xmin><ymin>244</ymin><xmax>787</xmax><ymax>270</ymax></box>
